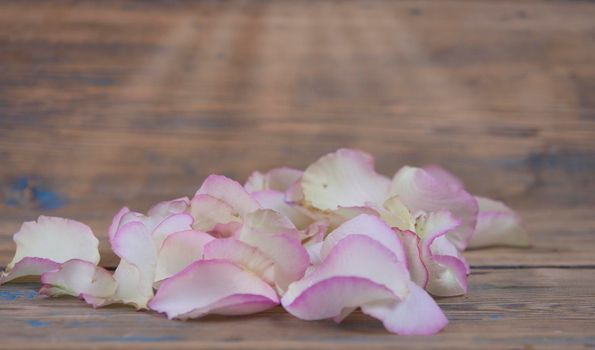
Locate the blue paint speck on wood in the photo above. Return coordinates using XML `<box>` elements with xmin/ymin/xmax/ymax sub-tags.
<box><xmin>0</xmin><ymin>290</ymin><xmax>37</xmax><ymax>301</ymax></box>
<box><xmin>27</xmin><ymin>320</ymin><xmax>50</xmax><ymax>328</ymax></box>
<box><xmin>5</xmin><ymin>177</ymin><xmax>66</xmax><ymax>209</ymax></box>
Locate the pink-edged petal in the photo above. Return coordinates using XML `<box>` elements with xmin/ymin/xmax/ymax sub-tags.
<box><xmin>4</xmin><ymin>216</ymin><xmax>99</xmax><ymax>278</ymax></box>
<box><xmin>148</xmin><ymin>259</ymin><xmax>278</xmax><ymax>319</ymax></box>
<box><xmin>301</xmin><ymin>149</ymin><xmax>391</xmax><ymax>211</ymax></box>
<box><xmin>194</xmin><ymin>175</ymin><xmax>261</xmax><ymax>216</ymax></box>
<box><xmin>155</xmin><ymin>230</ymin><xmax>214</xmax><ymax>282</ymax></box>
<box><xmin>362</xmin><ymin>281</ymin><xmax>448</xmax><ymax>336</ymax></box>
<box><xmin>0</xmin><ymin>257</ymin><xmax>60</xmax><ymax>285</ymax></box>
<box><xmin>283</xmin><ymin>276</ymin><xmax>396</xmax><ymax>320</ymax></box>
<box><xmin>190</xmin><ymin>194</ymin><xmax>242</xmax><ymax>237</ymax></box>
<box><xmin>417</xmin><ymin>211</ymin><xmax>468</xmax><ymax>297</ymax></box>
<box><xmin>39</xmin><ymin>259</ymin><xmax>116</xmax><ymax>307</ymax></box>
<box><xmin>390</xmin><ymin>166</ymin><xmax>478</xmax><ymax>250</ymax></box>
<box><xmin>203</xmin><ymin>238</ymin><xmax>275</xmax><ymax>284</ymax></box>
<box><xmin>111</xmin><ymin>222</ymin><xmax>157</xmax><ymax>308</ymax></box>
<box><xmin>108</xmin><ymin>207</ymin><xmax>130</xmax><ymax>242</ymax></box>
<box><xmin>468</xmin><ymin>196</ymin><xmax>530</xmax><ymax>249</ymax></box>
<box><xmin>147</xmin><ymin>197</ymin><xmax>190</xmax><ymax>218</ymax></box>
<box><xmin>425</xmin><ymin>255</ymin><xmax>468</xmax><ymax>297</ymax></box>
<box><xmin>239</xmin><ymin>210</ymin><xmax>309</xmax><ymax>292</ymax></box>
<box><xmin>253</xmin><ymin>190</ymin><xmax>315</xmax><ymax>230</ymax></box>
<box><xmin>245</xmin><ymin>167</ymin><xmax>303</xmax><ymax>193</ymax></box>
<box><xmin>396</xmin><ymin>230</ymin><xmax>428</xmax><ymax>288</ymax></box>
<box><xmin>152</xmin><ymin>213</ymin><xmax>194</xmax><ymax>249</ymax></box>
<box><xmin>321</xmin><ymin>214</ymin><xmax>407</xmax><ymax>265</ymax></box>
<box><xmin>282</xmin><ymin>235</ymin><xmax>410</xmax><ymax>317</ymax></box>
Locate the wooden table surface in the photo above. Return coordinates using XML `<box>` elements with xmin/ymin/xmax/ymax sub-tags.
<box><xmin>1</xmin><ymin>0</ymin><xmax>594</xmax><ymax>348</ymax></box>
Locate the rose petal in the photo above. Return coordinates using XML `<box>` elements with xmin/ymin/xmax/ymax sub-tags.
<box><xmin>301</xmin><ymin>149</ymin><xmax>391</xmax><ymax>211</ymax></box>
<box><xmin>108</xmin><ymin>207</ymin><xmax>130</xmax><ymax>242</ymax></box>
<box><xmin>151</xmin><ymin>213</ymin><xmax>194</xmax><ymax>249</ymax></box>
<box><xmin>390</xmin><ymin>166</ymin><xmax>478</xmax><ymax>250</ymax></box>
<box><xmin>155</xmin><ymin>230</ymin><xmax>214</xmax><ymax>282</ymax></box>
<box><xmin>203</xmin><ymin>238</ymin><xmax>275</xmax><ymax>285</ymax></box>
<box><xmin>245</xmin><ymin>167</ymin><xmax>303</xmax><ymax>193</ymax></box>
<box><xmin>253</xmin><ymin>190</ymin><xmax>315</xmax><ymax>230</ymax></box>
<box><xmin>194</xmin><ymin>175</ymin><xmax>261</xmax><ymax>216</ymax></box>
<box><xmin>148</xmin><ymin>260</ymin><xmax>278</xmax><ymax>319</ymax></box>
<box><xmin>0</xmin><ymin>257</ymin><xmax>60</xmax><ymax>285</ymax></box>
<box><xmin>39</xmin><ymin>259</ymin><xmax>116</xmax><ymax>307</ymax></box>
<box><xmin>362</xmin><ymin>281</ymin><xmax>448</xmax><ymax>336</ymax></box>
<box><xmin>282</xmin><ymin>235</ymin><xmax>410</xmax><ymax>321</ymax></box>
<box><xmin>190</xmin><ymin>194</ymin><xmax>242</xmax><ymax>237</ymax></box>
<box><xmin>320</xmin><ymin>214</ymin><xmax>407</xmax><ymax>265</ymax></box>
<box><xmin>1</xmin><ymin>216</ymin><xmax>99</xmax><ymax>284</ymax></box>
<box><xmin>111</xmin><ymin>221</ymin><xmax>157</xmax><ymax>308</ymax></box>
<box><xmin>147</xmin><ymin>197</ymin><xmax>190</xmax><ymax>218</ymax></box>
<box><xmin>467</xmin><ymin>196</ymin><xmax>530</xmax><ymax>249</ymax></box>
<box><xmin>381</xmin><ymin>196</ymin><xmax>414</xmax><ymax>231</ymax></box>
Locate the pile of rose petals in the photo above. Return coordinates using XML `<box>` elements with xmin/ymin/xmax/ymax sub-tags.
<box><xmin>0</xmin><ymin>149</ymin><xmax>529</xmax><ymax>335</ymax></box>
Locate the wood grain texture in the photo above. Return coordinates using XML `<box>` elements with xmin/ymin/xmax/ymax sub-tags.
<box><xmin>0</xmin><ymin>0</ymin><xmax>594</xmax><ymax>348</ymax></box>
<box><xmin>1</xmin><ymin>268</ymin><xmax>594</xmax><ymax>349</ymax></box>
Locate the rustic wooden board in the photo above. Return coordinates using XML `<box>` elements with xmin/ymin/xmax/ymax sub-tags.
<box><xmin>0</xmin><ymin>0</ymin><xmax>594</xmax><ymax>348</ymax></box>
<box><xmin>1</xmin><ymin>268</ymin><xmax>594</xmax><ymax>349</ymax></box>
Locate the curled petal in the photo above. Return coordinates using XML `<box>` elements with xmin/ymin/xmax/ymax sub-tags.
<box><xmin>362</xmin><ymin>281</ymin><xmax>448</xmax><ymax>336</ymax></box>
<box><xmin>148</xmin><ymin>260</ymin><xmax>279</xmax><ymax>319</ymax></box>
<box><xmin>155</xmin><ymin>230</ymin><xmax>214</xmax><ymax>282</ymax></box>
<box><xmin>321</xmin><ymin>214</ymin><xmax>407</xmax><ymax>265</ymax></box>
<box><xmin>239</xmin><ymin>210</ymin><xmax>309</xmax><ymax>292</ymax></box>
<box><xmin>194</xmin><ymin>175</ymin><xmax>261</xmax><ymax>217</ymax></box>
<box><xmin>395</xmin><ymin>230</ymin><xmax>428</xmax><ymax>288</ymax></box>
<box><xmin>111</xmin><ymin>222</ymin><xmax>157</xmax><ymax>308</ymax></box>
<box><xmin>416</xmin><ymin>211</ymin><xmax>468</xmax><ymax>297</ymax></box>
<box><xmin>203</xmin><ymin>238</ymin><xmax>275</xmax><ymax>285</ymax></box>
<box><xmin>1</xmin><ymin>216</ymin><xmax>99</xmax><ymax>284</ymax></box>
<box><xmin>245</xmin><ymin>167</ymin><xmax>303</xmax><ymax>193</ymax></box>
<box><xmin>147</xmin><ymin>197</ymin><xmax>190</xmax><ymax>218</ymax></box>
<box><xmin>108</xmin><ymin>207</ymin><xmax>131</xmax><ymax>242</ymax></box>
<box><xmin>282</xmin><ymin>235</ymin><xmax>410</xmax><ymax>318</ymax></box>
<box><xmin>381</xmin><ymin>196</ymin><xmax>414</xmax><ymax>231</ymax></box>
<box><xmin>152</xmin><ymin>213</ymin><xmax>194</xmax><ymax>249</ymax></box>
<box><xmin>467</xmin><ymin>196</ymin><xmax>530</xmax><ymax>249</ymax></box>
<box><xmin>390</xmin><ymin>166</ymin><xmax>478</xmax><ymax>250</ymax></box>
<box><xmin>253</xmin><ymin>190</ymin><xmax>315</xmax><ymax>230</ymax></box>
<box><xmin>190</xmin><ymin>194</ymin><xmax>241</xmax><ymax>237</ymax></box>
<box><xmin>0</xmin><ymin>258</ymin><xmax>60</xmax><ymax>285</ymax></box>
<box><xmin>301</xmin><ymin>149</ymin><xmax>390</xmax><ymax>211</ymax></box>
<box><xmin>39</xmin><ymin>259</ymin><xmax>116</xmax><ymax>307</ymax></box>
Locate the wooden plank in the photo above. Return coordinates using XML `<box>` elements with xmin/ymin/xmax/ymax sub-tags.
<box><xmin>0</xmin><ymin>0</ymin><xmax>594</xmax><ymax>266</ymax></box>
<box><xmin>0</xmin><ymin>268</ymin><xmax>593</xmax><ymax>349</ymax></box>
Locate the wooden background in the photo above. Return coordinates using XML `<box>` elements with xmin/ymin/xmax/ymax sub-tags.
<box><xmin>0</xmin><ymin>0</ymin><xmax>594</xmax><ymax>348</ymax></box>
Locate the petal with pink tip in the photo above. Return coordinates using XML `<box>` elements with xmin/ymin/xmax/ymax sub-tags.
<box><xmin>147</xmin><ymin>197</ymin><xmax>190</xmax><ymax>218</ymax></box>
<box><xmin>148</xmin><ymin>260</ymin><xmax>278</xmax><ymax>319</ymax></box>
<box><xmin>467</xmin><ymin>196</ymin><xmax>530</xmax><ymax>249</ymax></box>
<box><xmin>3</xmin><ymin>216</ymin><xmax>99</xmax><ymax>283</ymax></box>
<box><xmin>111</xmin><ymin>222</ymin><xmax>157</xmax><ymax>308</ymax></box>
<box><xmin>152</xmin><ymin>213</ymin><xmax>194</xmax><ymax>249</ymax></box>
<box><xmin>39</xmin><ymin>259</ymin><xmax>116</xmax><ymax>307</ymax></box>
<box><xmin>253</xmin><ymin>190</ymin><xmax>315</xmax><ymax>230</ymax></box>
<box><xmin>0</xmin><ymin>258</ymin><xmax>60</xmax><ymax>285</ymax></box>
<box><xmin>203</xmin><ymin>238</ymin><xmax>275</xmax><ymax>284</ymax></box>
<box><xmin>194</xmin><ymin>175</ymin><xmax>261</xmax><ymax>216</ymax></box>
<box><xmin>416</xmin><ymin>211</ymin><xmax>468</xmax><ymax>297</ymax></box>
<box><xmin>396</xmin><ymin>230</ymin><xmax>428</xmax><ymax>288</ymax></box>
<box><xmin>282</xmin><ymin>235</ymin><xmax>410</xmax><ymax>320</ymax></box>
<box><xmin>155</xmin><ymin>230</ymin><xmax>215</xmax><ymax>282</ymax></box>
<box><xmin>362</xmin><ymin>281</ymin><xmax>448</xmax><ymax>336</ymax></box>
<box><xmin>190</xmin><ymin>194</ymin><xmax>242</xmax><ymax>236</ymax></box>
<box><xmin>301</xmin><ymin>149</ymin><xmax>391</xmax><ymax>211</ymax></box>
<box><xmin>321</xmin><ymin>214</ymin><xmax>407</xmax><ymax>265</ymax></box>
<box><xmin>390</xmin><ymin>166</ymin><xmax>478</xmax><ymax>250</ymax></box>
<box><xmin>245</xmin><ymin>167</ymin><xmax>303</xmax><ymax>193</ymax></box>
<box><xmin>108</xmin><ymin>207</ymin><xmax>130</xmax><ymax>242</ymax></box>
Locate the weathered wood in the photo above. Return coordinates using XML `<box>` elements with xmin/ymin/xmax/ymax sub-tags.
<box><xmin>0</xmin><ymin>0</ymin><xmax>594</xmax><ymax>348</ymax></box>
<box><xmin>0</xmin><ymin>268</ymin><xmax>593</xmax><ymax>349</ymax></box>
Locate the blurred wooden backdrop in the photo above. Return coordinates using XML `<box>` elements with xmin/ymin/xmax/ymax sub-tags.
<box><xmin>0</xmin><ymin>1</ymin><xmax>594</xmax><ymax>348</ymax></box>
